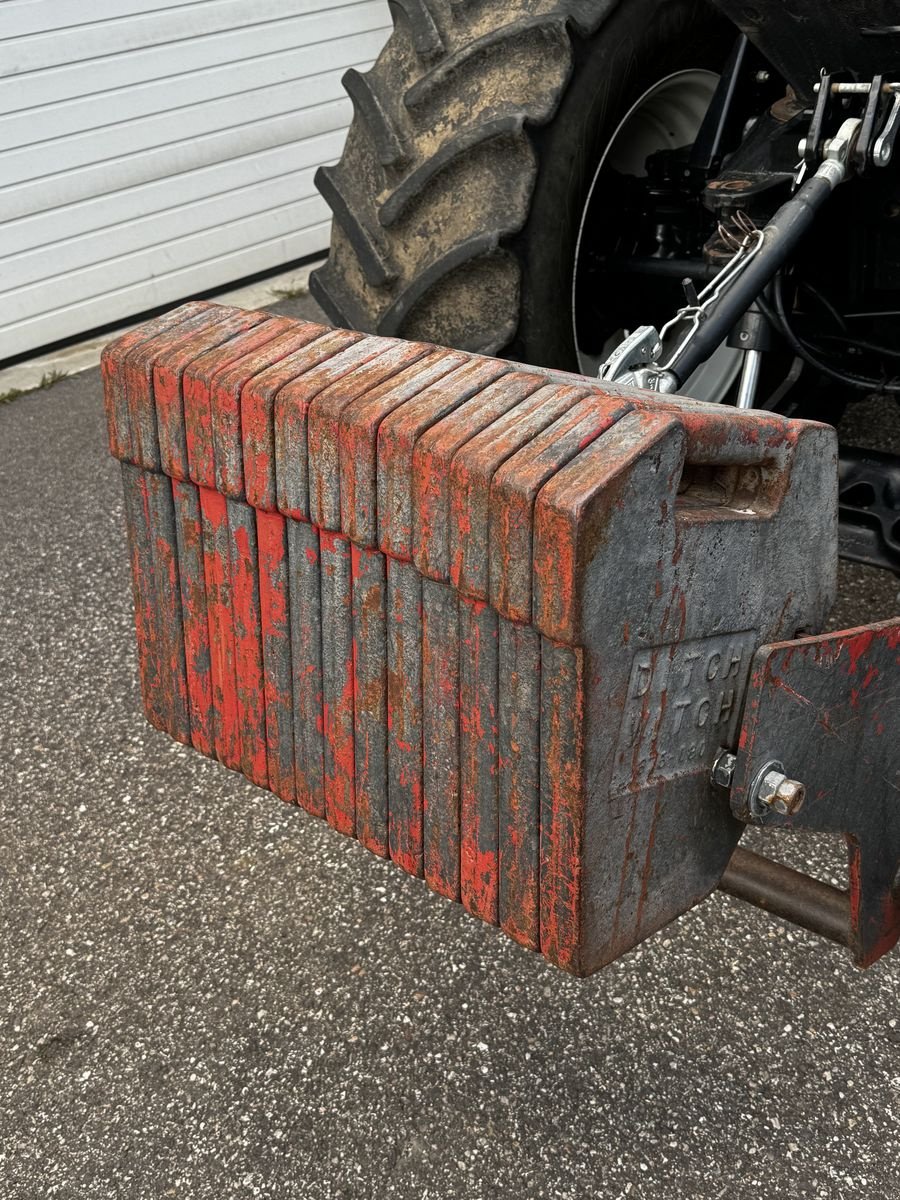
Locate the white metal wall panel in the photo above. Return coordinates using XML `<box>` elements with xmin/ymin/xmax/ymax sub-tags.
<box><xmin>0</xmin><ymin>0</ymin><xmax>391</xmax><ymax>360</ymax></box>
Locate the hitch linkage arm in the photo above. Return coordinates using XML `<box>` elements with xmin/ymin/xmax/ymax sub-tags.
<box><xmin>601</xmin><ymin>116</ymin><xmax>861</xmax><ymax>393</ymax></box>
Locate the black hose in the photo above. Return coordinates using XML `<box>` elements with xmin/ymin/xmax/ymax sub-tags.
<box><xmin>796</xmin><ymin>279</ymin><xmax>848</xmax><ymax>334</ymax></box>
<box><xmin>760</xmin><ymin>276</ymin><xmax>900</xmax><ymax>394</ymax></box>
<box><xmin>811</xmin><ymin>331</ymin><xmax>900</xmax><ymax>362</ymax></box>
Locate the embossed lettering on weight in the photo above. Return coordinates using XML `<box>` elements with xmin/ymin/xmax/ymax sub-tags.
<box><xmin>612</xmin><ymin>632</ymin><xmax>755</xmax><ymax>792</ymax></box>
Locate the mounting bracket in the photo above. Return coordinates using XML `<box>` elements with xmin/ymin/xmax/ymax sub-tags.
<box><xmin>723</xmin><ymin>619</ymin><xmax>900</xmax><ymax>967</ymax></box>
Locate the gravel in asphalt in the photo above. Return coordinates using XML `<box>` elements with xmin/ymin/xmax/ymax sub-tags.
<box><xmin>1</xmin><ymin>300</ymin><xmax>899</xmax><ymax>1199</ymax></box>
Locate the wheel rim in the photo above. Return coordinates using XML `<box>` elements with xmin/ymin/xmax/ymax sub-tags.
<box><xmin>572</xmin><ymin>69</ymin><xmax>744</xmax><ymax>402</ymax></box>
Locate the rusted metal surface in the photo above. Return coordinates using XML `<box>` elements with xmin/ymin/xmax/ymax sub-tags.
<box><xmin>719</xmin><ymin>847</ymin><xmax>851</xmax><ymax>947</ymax></box>
<box><xmin>161</xmin><ymin>316</ymin><xmax>292</xmax><ymax>484</ymax></box>
<box><xmin>150</xmin><ymin>309</ymin><xmax>271</xmax><ymax>474</ymax></box>
<box><xmin>448</xmin><ymin>384</ymin><xmax>593</xmax><ymax>604</ymax></box>
<box><xmin>172</xmin><ymin>478</ymin><xmax>213</xmax><ymax>757</ymax></box>
<box><xmin>103</xmin><ymin>303</ymin><xmax>210</xmax><ymax>463</ymax></box>
<box><xmin>488</xmin><ymin>393</ymin><xmax>633</xmax><ymax>622</ymax></box>
<box><xmin>287</xmin><ymin>518</ymin><xmax>325</xmax><ymax>819</ymax></box>
<box><xmin>275</xmin><ymin>339</ymin><xmax>400</xmax><ymax>522</ymax></box>
<box><xmin>107</xmin><ymin>301</ymin><xmax>846</xmax><ymax>976</ymax></box>
<box><xmin>241</xmin><ymin>328</ymin><xmax>360</xmax><ymax>511</ymax></box>
<box><xmin>122</xmin><ymin>465</ymin><xmax>191</xmax><ymax>746</ymax></box>
<box><xmin>410</xmin><ymin>373</ymin><xmax>548</xmax><ymax>584</ymax></box>
<box><xmin>200</xmin><ymin>485</ymin><xmax>239</xmax><ymax>770</ymax></box>
<box><xmin>497</xmin><ymin>619</ymin><xmax>541</xmax><ymax>950</ymax></box>
<box><xmin>421</xmin><ymin>578</ymin><xmax>461</xmax><ymax>899</ymax></box>
<box><xmin>376</xmin><ymin>358</ymin><xmax>508</xmax><ymax>561</ymax></box>
<box><xmin>351</xmin><ymin>544</ymin><xmax>390</xmax><ymax>858</ymax></box>
<box><xmin>320</xmin><ymin>529</ymin><xmax>356</xmax><ymax>836</ymax></box>
<box><xmin>731</xmin><ymin>619</ymin><xmax>900</xmax><ymax>967</ymax></box>
<box><xmin>386</xmin><ymin>557</ymin><xmax>424</xmax><ymax>877</ymax></box>
<box><xmin>308</xmin><ymin>339</ymin><xmax>432</xmax><ymax>532</ymax></box>
<box><xmin>212</xmin><ymin>324</ymin><xmax>327</xmax><ymax>498</ymax></box>
<box><xmin>338</xmin><ymin>351</ymin><xmax>470</xmax><ymax>548</ymax></box>
<box><xmin>459</xmin><ymin>598</ymin><xmax>500</xmax><ymax>925</ymax></box>
<box><xmin>257</xmin><ymin>509</ymin><xmax>295</xmax><ymax>804</ymax></box>
<box><xmin>228</xmin><ymin>498</ymin><xmax>267</xmax><ymax>789</ymax></box>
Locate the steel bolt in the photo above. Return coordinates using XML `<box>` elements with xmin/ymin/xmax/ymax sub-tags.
<box><xmin>756</xmin><ymin>768</ymin><xmax>806</xmax><ymax>816</ymax></box>
<box><xmin>711</xmin><ymin>749</ymin><xmax>737</xmax><ymax>791</ymax></box>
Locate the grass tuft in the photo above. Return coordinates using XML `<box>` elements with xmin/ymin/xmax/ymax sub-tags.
<box><xmin>0</xmin><ymin>368</ymin><xmax>69</xmax><ymax>405</ymax></box>
<box><xmin>271</xmin><ymin>282</ymin><xmax>310</xmax><ymax>300</ymax></box>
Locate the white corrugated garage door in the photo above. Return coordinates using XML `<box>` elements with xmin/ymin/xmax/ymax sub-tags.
<box><xmin>0</xmin><ymin>0</ymin><xmax>390</xmax><ymax>361</ymax></box>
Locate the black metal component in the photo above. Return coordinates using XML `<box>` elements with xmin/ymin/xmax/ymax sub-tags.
<box><xmin>600</xmin><ymin>256</ymin><xmax>718</xmax><ymax>283</ymax></box>
<box><xmin>669</xmin><ymin>170</ymin><xmax>840</xmax><ymax>386</ymax></box>
<box><xmin>689</xmin><ymin>35</ymin><xmax>750</xmax><ymax>174</ymax></box>
<box><xmin>727</xmin><ymin>302</ymin><xmax>776</xmax><ymax>352</ymax></box>
<box><xmin>730</xmin><ymin>620</ymin><xmax>900</xmax><ymax>967</ymax></box>
<box><xmin>804</xmin><ymin>72</ymin><xmax>833</xmax><ymax>168</ymax></box>
<box><xmin>719</xmin><ymin>847</ymin><xmax>851</xmax><ymax>947</ymax></box>
<box><xmin>852</xmin><ymin>74</ymin><xmax>886</xmax><ymax>170</ymax></box>
<box><xmin>703</xmin><ymin>105</ymin><xmax>805</xmax><ymax>229</ymax></box>
<box><xmin>838</xmin><ymin>446</ymin><xmax>900</xmax><ymax>573</ymax></box>
<box><xmin>707</xmin><ymin>0</ymin><xmax>900</xmax><ymax>102</ymax></box>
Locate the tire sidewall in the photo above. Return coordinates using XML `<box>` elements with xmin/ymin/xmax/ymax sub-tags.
<box><xmin>510</xmin><ymin>0</ymin><xmax>735</xmax><ymax>369</ymax></box>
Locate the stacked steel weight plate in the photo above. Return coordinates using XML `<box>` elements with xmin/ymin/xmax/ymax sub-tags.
<box><xmin>104</xmin><ymin>302</ymin><xmax>837</xmax><ymax>975</ymax></box>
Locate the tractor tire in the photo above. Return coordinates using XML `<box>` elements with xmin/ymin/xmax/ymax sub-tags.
<box><xmin>310</xmin><ymin>0</ymin><xmax>735</xmax><ymax>371</ymax></box>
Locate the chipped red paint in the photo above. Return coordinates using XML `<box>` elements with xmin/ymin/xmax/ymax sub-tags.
<box><xmin>199</xmin><ymin>485</ymin><xmax>240</xmax><ymax>770</ymax></box>
<box><xmin>376</xmin><ymin>358</ymin><xmax>508</xmax><ymax>560</ymax></box>
<box><xmin>320</xmin><ymin>530</ymin><xmax>356</xmax><ymax>836</ymax></box>
<box><xmin>133</xmin><ymin>470</ymin><xmax>191</xmax><ymax>745</ymax></box>
<box><xmin>153</xmin><ymin>309</ymin><xmax>270</xmax><ymax>477</ymax></box>
<box><xmin>172</xmin><ymin>479</ymin><xmax>214</xmax><ymax>756</ymax></box>
<box><xmin>274</xmin><ymin>339</ymin><xmax>399</xmax><ymax>521</ymax></box>
<box><xmin>338</xmin><ymin>352</ymin><xmax>470</xmax><ymax>548</ymax></box>
<box><xmin>540</xmin><ymin>639</ymin><xmax>585</xmax><ymax>972</ymax></box>
<box><xmin>124</xmin><ymin>307</ymin><xmax>231</xmax><ymax>470</ymax></box>
<box><xmin>488</xmin><ymin>393</ymin><xmax>633</xmax><ymax>622</ymax></box>
<box><xmin>159</xmin><ymin>313</ymin><xmax>285</xmax><ymax>484</ymax></box>
<box><xmin>498</xmin><ymin>619</ymin><xmax>541</xmax><ymax>951</ymax></box>
<box><xmin>108</xmin><ymin>304</ymin><xmax>847</xmax><ymax>976</ymax></box>
<box><xmin>120</xmin><ymin>464</ymin><xmax>160</xmax><ymax>728</ymax></box>
<box><xmin>257</xmin><ymin>509</ymin><xmax>295</xmax><ymax>804</ymax></box>
<box><xmin>422</xmin><ymin>578</ymin><xmax>461</xmax><ymax>900</ymax></box>
<box><xmin>308</xmin><ymin>340</ymin><xmax>432</xmax><ymax>532</ymax></box>
<box><xmin>410</xmin><ymin>373</ymin><xmax>550</xmax><ymax>584</ymax></box>
<box><xmin>386</xmin><ymin>557</ymin><xmax>424</xmax><ymax>876</ymax></box>
<box><xmin>459</xmin><ymin>597</ymin><xmax>500</xmax><ymax>924</ymax></box>
<box><xmin>732</xmin><ymin>618</ymin><xmax>900</xmax><ymax>968</ymax></box>
<box><xmin>229</xmin><ymin>501</ymin><xmax>268</xmax><ymax>788</ymax></box>
<box><xmin>103</xmin><ymin>303</ymin><xmax>211</xmax><ymax>462</ymax></box>
<box><xmin>287</xmin><ymin>518</ymin><xmax>325</xmax><ymax>818</ymax></box>
<box><xmin>532</xmin><ymin>411</ymin><xmax>683</xmax><ymax>645</ymax></box>
<box><xmin>240</xmin><ymin>327</ymin><xmax>360</xmax><ymax>511</ymax></box>
<box><xmin>351</xmin><ymin>544</ymin><xmax>390</xmax><ymax>857</ymax></box>
<box><xmin>210</xmin><ymin>322</ymin><xmax>323</xmax><ymax>498</ymax></box>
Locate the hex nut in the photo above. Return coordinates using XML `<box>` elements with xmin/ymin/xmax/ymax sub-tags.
<box><xmin>757</xmin><ymin>769</ymin><xmax>806</xmax><ymax>816</ymax></box>
<box><xmin>711</xmin><ymin>750</ymin><xmax>737</xmax><ymax>790</ymax></box>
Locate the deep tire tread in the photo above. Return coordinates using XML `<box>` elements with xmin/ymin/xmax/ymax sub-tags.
<box><xmin>315</xmin><ymin>164</ymin><xmax>398</xmax><ymax>287</ymax></box>
<box><xmin>388</xmin><ymin>0</ymin><xmax>446</xmax><ymax>59</ymax></box>
<box><xmin>311</xmin><ymin>0</ymin><xmax>650</xmax><ymax>354</ymax></box>
<box><xmin>403</xmin><ymin>15</ymin><xmax>569</xmax><ymax>111</ymax></box>
<box><xmin>378</xmin><ymin>112</ymin><xmax>524</xmax><ymax>227</ymax></box>
<box><xmin>341</xmin><ymin>68</ymin><xmax>409</xmax><ymax>168</ymax></box>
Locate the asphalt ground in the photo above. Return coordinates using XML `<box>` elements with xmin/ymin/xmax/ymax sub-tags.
<box><xmin>1</xmin><ymin>294</ymin><xmax>899</xmax><ymax>1199</ymax></box>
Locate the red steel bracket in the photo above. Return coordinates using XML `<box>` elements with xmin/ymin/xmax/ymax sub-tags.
<box><xmin>729</xmin><ymin>619</ymin><xmax>900</xmax><ymax>967</ymax></box>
